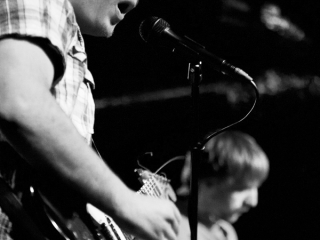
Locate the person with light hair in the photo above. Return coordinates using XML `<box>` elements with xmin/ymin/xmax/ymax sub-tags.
<box><xmin>176</xmin><ymin>131</ymin><xmax>270</xmax><ymax>240</ymax></box>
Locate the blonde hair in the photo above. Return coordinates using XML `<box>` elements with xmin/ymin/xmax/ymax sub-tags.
<box><xmin>177</xmin><ymin>131</ymin><xmax>269</xmax><ymax>195</ymax></box>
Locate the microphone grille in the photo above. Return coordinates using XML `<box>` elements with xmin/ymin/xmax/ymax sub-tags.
<box><xmin>139</xmin><ymin>17</ymin><xmax>170</xmax><ymax>43</ymax></box>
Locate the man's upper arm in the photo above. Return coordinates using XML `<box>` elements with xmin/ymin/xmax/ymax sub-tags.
<box><xmin>0</xmin><ymin>0</ymin><xmax>72</xmax><ymax>87</ymax></box>
<box><xmin>0</xmin><ymin>38</ymin><xmax>55</xmax><ymax>113</ymax></box>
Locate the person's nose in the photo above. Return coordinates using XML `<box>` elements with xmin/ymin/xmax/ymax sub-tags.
<box><xmin>245</xmin><ymin>188</ymin><xmax>258</xmax><ymax>208</ymax></box>
<box><xmin>118</xmin><ymin>0</ymin><xmax>138</xmax><ymax>15</ymax></box>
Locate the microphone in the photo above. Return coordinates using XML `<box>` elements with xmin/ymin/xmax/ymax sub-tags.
<box><xmin>139</xmin><ymin>17</ymin><xmax>253</xmax><ymax>82</ymax></box>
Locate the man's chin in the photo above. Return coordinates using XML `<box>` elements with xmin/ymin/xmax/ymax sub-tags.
<box><xmin>103</xmin><ymin>23</ymin><xmax>116</xmax><ymax>38</ymax></box>
<box><xmin>84</xmin><ymin>23</ymin><xmax>115</xmax><ymax>38</ymax></box>
<box><xmin>226</xmin><ymin>213</ymin><xmax>241</xmax><ymax>223</ymax></box>
<box><xmin>97</xmin><ymin>27</ymin><xmax>114</xmax><ymax>38</ymax></box>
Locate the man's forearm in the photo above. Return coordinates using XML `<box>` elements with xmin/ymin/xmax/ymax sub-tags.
<box><xmin>0</xmin><ymin>91</ymin><xmax>133</xmax><ymax>214</ymax></box>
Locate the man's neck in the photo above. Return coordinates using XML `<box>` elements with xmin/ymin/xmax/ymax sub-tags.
<box><xmin>198</xmin><ymin>213</ymin><xmax>218</xmax><ymax>228</ymax></box>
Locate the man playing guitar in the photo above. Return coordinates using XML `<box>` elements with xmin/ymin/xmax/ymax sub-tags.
<box><xmin>0</xmin><ymin>0</ymin><xmax>181</xmax><ymax>239</ymax></box>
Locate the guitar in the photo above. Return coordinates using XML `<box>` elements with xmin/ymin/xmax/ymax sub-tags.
<box><xmin>26</xmin><ymin>168</ymin><xmax>176</xmax><ymax>240</ymax></box>
<box><xmin>87</xmin><ymin>168</ymin><xmax>177</xmax><ymax>240</ymax></box>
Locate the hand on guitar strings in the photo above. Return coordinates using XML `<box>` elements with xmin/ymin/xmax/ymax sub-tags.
<box><xmin>113</xmin><ymin>193</ymin><xmax>181</xmax><ymax>240</ymax></box>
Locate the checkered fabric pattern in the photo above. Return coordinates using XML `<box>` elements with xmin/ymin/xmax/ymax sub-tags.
<box><xmin>0</xmin><ymin>209</ymin><xmax>12</xmax><ymax>240</ymax></box>
<box><xmin>0</xmin><ymin>0</ymin><xmax>96</xmax><ymax>238</ymax></box>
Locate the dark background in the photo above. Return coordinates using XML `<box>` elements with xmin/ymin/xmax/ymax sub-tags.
<box><xmin>83</xmin><ymin>0</ymin><xmax>320</xmax><ymax>239</ymax></box>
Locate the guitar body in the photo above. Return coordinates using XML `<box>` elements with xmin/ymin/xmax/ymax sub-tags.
<box><xmin>22</xmin><ymin>169</ymin><xmax>176</xmax><ymax>240</ymax></box>
<box><xmin>22</xmin><ymin>180</ymin><xmax>103</xmax><ymax>240</ymax></box>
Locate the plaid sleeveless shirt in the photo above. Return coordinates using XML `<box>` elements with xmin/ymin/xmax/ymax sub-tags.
<box><xmin>0</xmin><ymin>0</ymin><xmax>95</xmax><ymax>238</ymax></box>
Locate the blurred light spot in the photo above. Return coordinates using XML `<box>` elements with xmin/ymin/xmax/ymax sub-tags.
<box><xmin>261</xmin><ymin>3</ymin><xmax>306</xmax><ymax>41</ymax></box>
<box><xmin>95</xmin><ymin>70</ymin><xmax>320</xmax><ymax>109</ymax></box>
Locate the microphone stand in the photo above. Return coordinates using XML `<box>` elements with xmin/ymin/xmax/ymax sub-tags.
<box><xmin>187</xmin><ymin>61</ymin><xmax>202</xmax><ymax>240</ymax></box>
<box><xmin>184</xmin><ymin>59</ymin><xmax>258</xmax><ymax>240</ymax></box>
